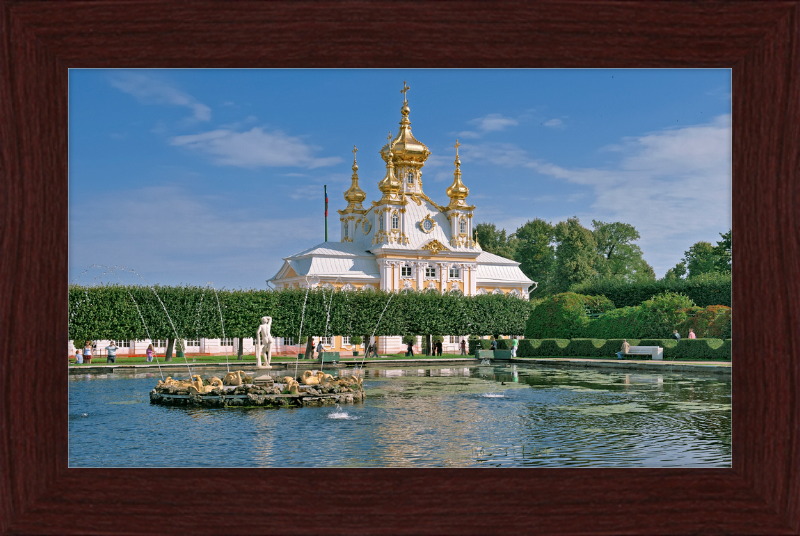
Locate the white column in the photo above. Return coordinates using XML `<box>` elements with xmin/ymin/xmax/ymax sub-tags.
<box><xmin>393</xmin><ymin>261</ymin><xmax>400</xmax><ymax>291</ymax></box>
<box><xmin>469</xmin><ymin>264</ymin><xmax>477</xmax><ymax>295</ymax></box>
<box><xmin>438</xmin><ymin>262</ymin><xmax>445</xmax><ymax>294</ymax></box>
<box><xmin>417</xmin><ymin>261</ymin><xmax>425</xmax><ymax>290</ymax></box>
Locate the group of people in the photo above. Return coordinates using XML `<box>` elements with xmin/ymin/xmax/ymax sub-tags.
<box><xmin>72</xmin><ymin>342</ymin><xmax>159</xmax><ymax>364</ymax></box>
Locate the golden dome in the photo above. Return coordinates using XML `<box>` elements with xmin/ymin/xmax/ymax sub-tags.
<box><xmin>446</xmin><ymin>140</ymin><xmax>470</xmax><ymax>208</ymax></box>
<box><xmin>380</xmin><ymin>82</ymin><xmax>431</xmax><ymax>165</ymax></box>
<box><xmin>378</xmin><ymin>137</ymin><xmax>402</xmax><ymax>196</ymax></box>
<box><xmin>343</xmin><ymin>145</ymin><xmax>366</xmax><ymax>211</ymax></box>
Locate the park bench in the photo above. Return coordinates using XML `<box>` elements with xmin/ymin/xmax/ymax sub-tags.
<box><xmin>621</xmin><ymin>346</ymin><xmax>663</xmax><ymax>360</ymax></box>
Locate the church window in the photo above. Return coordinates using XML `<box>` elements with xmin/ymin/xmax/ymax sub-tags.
<box><xmin>344</xmin><ymin>222</ymin><xmax>349</xmax><ymax>238</ymax></box>
<box><xmin>379</xmin><ymin>216</ymin><xmax>384</xmax><ymax>231</ymax></box>
<box><xmin>401</xmin><ymin>265</ymin><xmax>412</xmax><ymax>277</ymax></box>
<box><xmin>460</xmin><ymin>218</ymin><xmax>466</xmax><ymax>234</ymax></box>
<box><xmin>422</xmin><ymin>219</ymin><xmax>433</xmax><ymax>231</ymax></box>
<box><xmin>449</xmin><ymin>267</ymin><xmax>460</xmax><ymax>278</ymax></box>
<box><xmin>392</xmin><ymin>213</ymin><xmax>399</xmax><ymax>229</ymax></box>
<box><xmin>425</xmin><ymin>266</ymin><xmax>436</xmax><ymax>278</ymax></box>
<box><xmin>407</xmin><ymin>170</ymin><xmax>414</xmax><ymax>186</ymax></box>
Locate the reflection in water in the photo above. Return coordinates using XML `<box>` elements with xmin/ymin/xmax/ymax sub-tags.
<box><xmin>69</xmin><ymin>365</ymin><xmax>731</xmax><ymax>468</ymax></box>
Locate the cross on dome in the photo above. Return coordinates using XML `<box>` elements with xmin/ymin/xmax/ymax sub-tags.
<box><xmin>455</xmin><ymin>139</ymin><xmax>460</xmax><ymax>155</ymax></box>
<box><xmin>352</xmin><ymin>145</ymin><xmax>358</xmax><ymax>163</ymax></box>
<box><xmin>401</xmin><ymin>81</ymin><xmax>410</xmax><ymax>103</ymax></box>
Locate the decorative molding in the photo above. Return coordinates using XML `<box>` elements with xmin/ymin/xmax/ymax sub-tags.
<box><xmin>419</xmin><ymin>214</ymin><xmax>436</xmax><ymax>234</ymax></box>
<box><xmin>421</xmin><ymin>239</ymin><xmax>447</xmax><ymax>255</ymax></box>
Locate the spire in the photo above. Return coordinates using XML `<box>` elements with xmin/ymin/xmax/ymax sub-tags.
<box><xmin>446</xmin><ymin>139</ymin><xmax>470</xmax><ymax>209</ymax></box>
<box><xmin>342</xmin><ymin>144</ymin><xmax>366</xmax><ymax>212</ymax></box>
<box><xmin>378</xmin><ymin>132</ymin><xmax>401</xmax><ymax>198</ymax></box>
<box><xmin>380</xmin><ymin>81</ymin><xmax>430</xmax><ymax>165</ymax></box>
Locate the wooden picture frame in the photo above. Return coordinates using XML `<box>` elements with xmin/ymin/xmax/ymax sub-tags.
<box><xmin>1</xmin><ymin>1</ymin><xmax>798</xmax><ymax>533</ymax></box>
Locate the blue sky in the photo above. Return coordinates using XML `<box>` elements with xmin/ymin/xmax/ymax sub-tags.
<box><xmin>69</xmin><ymin>69</ymin><xmax>731</xmax><ymax>289</ymax></box>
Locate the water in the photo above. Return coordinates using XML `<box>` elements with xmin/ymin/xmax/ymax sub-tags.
<box><xmin>68</xmin><ymin>364</ymin><xmax>731</xmax><ymax>468</ymax></box>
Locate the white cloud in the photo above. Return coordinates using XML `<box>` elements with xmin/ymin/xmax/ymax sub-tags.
<box><xmin>456</xmin><ymin>130</ymin><xmax>481</xmax><ymax>139</ymax></box>
<box><xmin>466</xmin><ymin>115</ymin><xmax>732</xmax><ymax>277</ymax></box>
<box><xmin>110</xmin><ymin>73</ymin><xmax>211</xmax><ymax>121</ymax></box>
<box><xmin>469</xmin><ymin>113</ymin><xmax>519</xmax><ymax>133</ymax></box>
<box><xmin>69</xmin><ymin>186</ymin><xmax>320</xmax><ymax>289</ymax></box>
<box><xmin>543</xmin><ymin>118</ymin><xmax>564</xmax><ymax>128</ymax></box>
<box><xmin>169</xmin><ymin>127</ymin><xmax>342</xmax><ymax>169</ymax></box>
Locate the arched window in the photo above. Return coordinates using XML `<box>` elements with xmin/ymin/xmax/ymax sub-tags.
<box><xmin>344</xmin><ymin>222</ymin><xmax>349</xmax><ymax>238</ymax></box>
<box><xmin>379</xmin><ymin>216</ymin><xmax>384</xmax><ymax>231</ymax></box>
<box><xmin>460</xmin><ymin>218</ymin><xmax>466</xmax><ymax>234</ymax></box>
<box><xmin>392</xmin><ymin>213</ymin><xmax>399</xmax><ymax>229</ymax></box>
<box><xmin>407</xmin><ymin>169</ymin><xmax>414</xmax><ymax>186</ymax></box>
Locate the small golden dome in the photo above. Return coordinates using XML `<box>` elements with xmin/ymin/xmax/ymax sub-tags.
<box><xmin>446</xmin><ymin>140</ymin><xmax>469</xmax><ymax>208</ymax></box>
<box><xmin>343</xmin><ymin>145</ymin><xmax>366</xmax><ymax>210</ymax></box>
<box><xmin>378</xmin><ymin>136</ymin><xmax>402</xmax><ymax>196</ymax></box>
<box><xmin>380</xmin><ymin>83</ymin><xmax>430</xmax><ymax>165</ymax></box>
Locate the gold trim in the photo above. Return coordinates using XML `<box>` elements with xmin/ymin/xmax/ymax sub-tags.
<box><xmin>419</xmin><ymin>214</ymin><xmax>436</xmax><ymax>234</ymax></box>
<box><xmin>421</xmin><ymin>239</ymin><xmax>447</xmax><ymax>255</ymax></box>
<box><xmin>362</xmin><ymin>219</ymin><xmax>372</xmax><ymax>234</ymax></box>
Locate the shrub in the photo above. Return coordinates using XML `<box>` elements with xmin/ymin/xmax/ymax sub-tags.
<box><xmin>672</xmin><ymin>338</ymin><xmax>727</xmax><ymax>360</ymax></box>
<box><xmin>571</xmin><ymin>272</ymin><xmax>731</xmax><ymax>308</ymax></box>
<box><xmin>432</xmin><ymin>335</ymin><xmax>444</xmax><ymax>344</ymax></box>
<box><xmin>537</xmin><ymin>339</ymin><xmax>571</xmax><ymax>356</ymax></box>
<box><xmin>469</xmin><ymin>336</ymin><xmax>491</xmax><ymax>355</ymax></box>
<box><xmin>350</xmin><ymin>335</ymin><xmax>362</xmax><ymax>346</ymax></box>
<box><xmin>518</xmin><ymin>339</ymin><xmax>540</xmax><ymax>357</ymax></box>
<box><xmin>583</xmin><ymin>307</ymin><xmax>641</xmax><ymax>339</ymax></box>
<box><xmin>401</xmin><ymin>335</ymin><xmax>416</xmax><ymax>346</ymax></box>
<box><xmin>636</xmin><ymin>292</ymin><xmax>695</xmax><ymax>338</ymax></box>
<box><xmin>524</xmin><ymin>292</ymin><xmax>593</xmax><ymax>339</ymax></box>
<box><xmin>565</xmin><ymin>338</ymin><xmax>607</xmax><ymax>357</ymax></box>
<box><xmin>497</xmin><ymin>338</ymin><xmax>511</xmax><ymax>350</ymax></box>
<box><xmin>680</xmin><ymin>305</ymin><xmax>730</xmax><ymax>338</ymax></box>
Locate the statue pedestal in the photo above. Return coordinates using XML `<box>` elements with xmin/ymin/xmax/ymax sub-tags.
<box><xmin>256</xmin><ymin>364</ymin><xmax>272</xmax><ymax>370</ymax></box>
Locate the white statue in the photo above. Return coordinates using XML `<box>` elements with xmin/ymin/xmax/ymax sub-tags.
<box><xmin>255</xmin><ymin>316</ymin><xmax>274</xmax><ymax>369</ymax></box>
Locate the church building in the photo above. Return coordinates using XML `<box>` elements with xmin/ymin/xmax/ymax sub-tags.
<box><xmin>269</xmin><ymin>83</ymin><xmax>534</xmax><ymax>354</ymax></box>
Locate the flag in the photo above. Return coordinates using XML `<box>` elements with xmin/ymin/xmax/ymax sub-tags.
<box><xmin>325</xmin><ymin>185</ymin><xmax>328</xmax><ymax>217</ymax></box>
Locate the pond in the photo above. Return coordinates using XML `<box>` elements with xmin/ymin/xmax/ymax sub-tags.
<box><xmin>69</xmin><ymin>364</ymin><xmax>731</xmax><ymax>468</ymax></box>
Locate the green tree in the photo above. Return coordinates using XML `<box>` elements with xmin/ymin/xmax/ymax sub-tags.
<box><xmin>663</xmin><ymin>261</ymin><xmax>687</xmax><ymax>281</ymax></box>
<box><xmin>473</xmin><ymin>222</ymin><xmax>517</xmax><ymax>260</ymax></box>
<box><xmin>552</xmin><ymin>217</ymin><xmax>598</xmax><ymax>293</ymax></box>
<box><xmin>591</xmin><ymin>220</ymin><xmax>655</xmax><ymax>283</ymax></box>
<box><xmin>712</xmin><ymin>229</ymin><xmax>731</xmax><ymax>274</ymax></box>
<box><xmin>513</xmin><ymin>218</ymin><xmax>555</xmax><ymax>296</ymax></box>
<box><xmin>684</xmin><ymin>241</ymin><xmax>718</xmax><ymax>278</ymax></box>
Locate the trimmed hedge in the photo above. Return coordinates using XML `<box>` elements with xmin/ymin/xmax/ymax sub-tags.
<box><xmin>497</xmin><ymin>338</ymin><xmax>511</xmax><ymax>350</ymax></box>
<box><xmin>517</xmin><ymin>338</ymin><xmax>729</xmax><ymax>360</ymax></box>
<box><xmin>524</xmin><ymin>292</ymin><xmax>613</xmax><ymax>339</ymax></box>
<box><xmin>469</xmin><ymin>337</ymin><xmax>491</xmax><ymax>355</ymax></box>
<box><xmin>571</xmin><ymin>272</ymin><xmax>731</xmax><ymax>308</ymax></box>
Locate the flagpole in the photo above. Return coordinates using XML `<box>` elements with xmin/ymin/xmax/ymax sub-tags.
<box><xmin>324</xmin><ymin>185</ymin><xmax>328</xmax><ymax>242</ymax></box>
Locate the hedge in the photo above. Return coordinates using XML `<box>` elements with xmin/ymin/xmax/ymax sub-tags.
<box><xmin>524</xmin><ymin>292</ymin><xmax>613</xmax><ymax>339</ymax></box>
<box><xmin>469</xmin><ymin>337</ymin><xmax>491</xmax><ymax>355</ymax></box>
<box><xmin>570</xmin><ymin>272</ymin><xmax>731</xmax><ymax>308</ymax></box>
<box><xmin>69</xmin><ymin>285</ymin><xmax>532</xmax><ymax>342</ymax></box>
<box><xmin>517</xmin><ymin>338</ymin><xmax>730</xmax><ymax>360</ymax></box>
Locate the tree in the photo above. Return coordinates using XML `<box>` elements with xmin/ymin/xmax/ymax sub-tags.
<box><xmin>591</xmin><ymin>220</ymin><xmax>655</xmax><ymax>283</ymax></box>
<box><xmin>713</xmin><ymin>229</ymin><xmax>731</xmax><ymax>274</ymax></box>
<box><xmin>663</xmin><ymin>261</ymin><xmax>687</xmax><ymax>281</ymax></box>
<box><xmin>684</xmin><ymin>241</ymin><xmax>718</xmax><ymax>278</ymax></box>
<box><xmin>551</xmin><ymin>217</ymin><xmax>598</xmax><ymax>293</ymax></box>
<box><xmin>473</xmin><ymin>222</ymin><xmax>517</xmax><ymax>260</ymax></box>
<box><xmin>512</xmin><ymin>218</ymin><xmax>555</xmax><ymax>296</ymax></box>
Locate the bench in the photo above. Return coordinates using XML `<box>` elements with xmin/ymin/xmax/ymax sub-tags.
<box><xmin>621</xmin><ymin>346</ymin><xmax>663</xmax><ymax>360</ymax></box>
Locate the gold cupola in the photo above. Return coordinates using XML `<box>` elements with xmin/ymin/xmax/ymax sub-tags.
<box><xmin>378</xmin><ymin>133</ymin><xmax>402</xmax><ymax>198</ymax></box>
<box><xmin>446</xmin><ymin>140</ymin><xmax>470</xmax><ymax>209</ymax></box>
<box><xmin>380</xmin><ymin>81</ymin><xmax>431</xmax><ymax>166</ymax></box>
<box><xmin>341</xmin><ymin>145</ymin><xmax>367</xmax><ymax>213</ymax></box>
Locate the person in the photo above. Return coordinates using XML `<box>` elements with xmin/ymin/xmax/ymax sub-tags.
<box><xmin>84</xmin><ymin>341</ymin><xmax>93</xmax><ymax>363</ymax></box>
<box><xmin>75</xmin><ymin>347</ymin><xmax>83</xmax><ymax>364</ymax></box>
<box><xmin>673</xmin><ymin>330</ymin><xmax>681</xmax><ymax>342</ymax></box>
<box><xmin>407</xmin><ymin>340</ymin><xmax>414</xmax><ymax>356</ymax></box>
<box><xmin>460</xmin><ymin>339</ymin><xmax>467</xmax><ymax>356</ymax></box>
<box><xmin>105</xmin><ymin>342</ymin><xmax>118</xmax><ymax>363</ymax></box>
<box><xmin>688</xmin><ymin>329</ymin><xmax>697</xmax><ymax>339</ymax></box>
<box><xmin>511</xmin><ymin>337</ymin><xmax>519</xmax><ymax>358</ymax></box>
<box><xmin>316</xmin><ymin>340</ymin><xmax>324</xmax><ymax>359</ymax></box>
<box><xmin>146</xmin><ymin>343</ymin><xmax>154</xmax><ymax>362</ymax></box>
<box><xmin>490</xmin><ymin>337</ymin><xmax>497</xmax><ymax>351</ymax></box>
<box><xmin>617</xmin><ymin>339</ymin><xmax>630</xmax><ymax>360</ymax></box>
<box><xmin>435</xmin><ymin>340</ymin><xmax>443</xmax><ymax>356</ymax></box>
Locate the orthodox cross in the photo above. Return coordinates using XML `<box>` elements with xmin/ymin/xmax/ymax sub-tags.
<box><xmin>352</xmin><ymin>145</ymin><xmax>358</xmax><ymax>163</ymax></box>
<box><xmin>455</xmin><ymin>139</ymin><xmax>460</xmax><ymax>155</ymax></box>
<box><xmin>401</xmin><ymin>81</ymin><xmax>410</xmax><ymax>103</ymax></box>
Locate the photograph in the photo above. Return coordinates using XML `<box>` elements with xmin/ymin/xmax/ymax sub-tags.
<box><xmin>68</xmin><ymin>68</ymin><xmax>732</xmax><ymax>468</ymax></box>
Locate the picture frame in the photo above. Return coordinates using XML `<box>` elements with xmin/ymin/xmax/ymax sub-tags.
<box><xmin>1</xmin><ymin>1</ymin><xmax>798</xmax><ymax>533</ymax></box>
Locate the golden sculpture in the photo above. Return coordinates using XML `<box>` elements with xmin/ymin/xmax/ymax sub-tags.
<box><xmin>421</xmin><ymin>239</ymin><xmax>447</xmax><ymax>255</ymax></box>
<box><xmin>222</xmin><ymin>370</ymin><xmax>246</xmax><ymax>386</ymax></box>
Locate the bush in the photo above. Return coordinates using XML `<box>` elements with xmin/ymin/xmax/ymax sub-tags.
<box><xmin>672</xmin><ymin>338</ymin><xmax>727</xmax><ymax>360</ymax></box>
<box><xmin>635</xmin><ymin>292</ymin><xmax>695</xmax><ymax>338</ymax></box>
<box><xmin>679</xmin><ymin>305</ymin><xmax>730</xmax><ymax>338</ymax></box>
<box><xmin>350</xmin><ymin>335</ymin><xmax>362</xmax><ymax>346</ymax></box>
<box><xmin>564</xmin><ymin>338</ymin><xmax>607</xmax><ymax>357</ymax></box>
<box><xmin>469</xmin><ymin>336</ymin><xmax>491</xmax><ymax>355</ymax></box>
<box><xmin>571</xmin><ymin>272</ymin><xmax>731</xmax><ymax>308</ymax></box>
<box><xmin>524</xmin><ymin>292</ymin><xmax>593</xmax><ymax>339</ymax></box>
<box><xmin>583</xmin><ymin>307</ymin><xmax>641</xmax><ymax>339</ymax></box>
<box><xmin>518</xmin><ymin>339</ymin><xmax>540</xmax><ymax>357</ymax></box>
<box><xmin>401</xmin><ymin>335</ymin><xmax>416</xmax><ymax>346</ymax></box>
<box><xmin>496</xmin><ymin>338</ymin><xmax>511</xmax><ymax>350</ymax></box>
<box><xmin>536</xmin><ymin>339</ymin><xmax>571</xmax><ymax>356</ymax></box>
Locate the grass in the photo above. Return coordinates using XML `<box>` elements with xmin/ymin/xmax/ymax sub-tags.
<box><xmin>70</xmin><ymin>352</ymin><xmax>478</xmax><ymax>366</ymax></box>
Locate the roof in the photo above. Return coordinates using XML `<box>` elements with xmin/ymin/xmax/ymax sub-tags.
<box><xmin>475</xmin><ymin>251</ymin><xmax>520</xmax><ymax>265</ymax></box>
<box><xmin>284</xmin><ymin>241</ymin><xmax>375</xmax><ymax>259</ymax></box>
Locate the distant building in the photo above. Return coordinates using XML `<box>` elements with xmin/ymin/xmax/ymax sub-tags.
<box><xmin>269</xmin><ymin>84</ymin><xmax>534</xmax><ymax>354</ymax></box>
